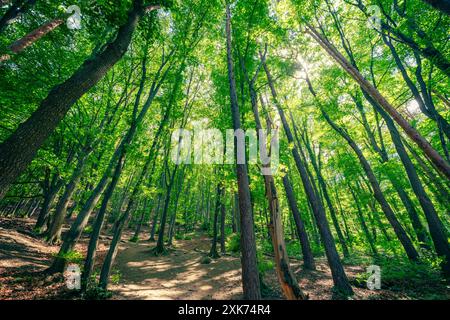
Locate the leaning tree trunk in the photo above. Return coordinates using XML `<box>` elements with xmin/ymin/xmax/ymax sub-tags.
<box><xmin>47</xmin><ymin>172</ymin><xmax>110</xmax><ymax>273</ymax></box>
<box><xmin>321</xmin><ymin>109</ymin><xmax>419</xmax><ymax>262</ymax></box>
<box><xmin>225</xmin><ymin>3</ymin><xmax>261</xmax><ymax>300</ymax></box>
<box><xmin>0</xmin><ymin>18</ymin><xmax>64</xmax><ymax>62</ymax></box>
<box><xmin>0</xmin><ymin>0</ymin><xmax>159</xmax><ymax>200</ymax></box>
<box><xmin>370</xmin><ymin>94</ymin><xmax>450</xmax><ymax>275</ymax></box>
<box><xmin>81</xmin><ymin>152</ymin><xmax>126</xmax><ymax>291</ymax></box>
<box><xmin>306</xmin><ymin>25</ymin><xmax>450</xmax><ymax>180</ymax></box>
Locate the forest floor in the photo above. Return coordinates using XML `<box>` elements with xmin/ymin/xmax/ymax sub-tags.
<box><xmin>0</xmin><ymin>217</ymin><xmax>448</xmax><ymax>300</ymax></box>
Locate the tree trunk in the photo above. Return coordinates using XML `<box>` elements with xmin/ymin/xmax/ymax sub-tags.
<box><xmin>348</xmin><ymin>184</ymin><xmax>378</xmax><ymax>256</ymax></box>
<box><xmin>0</xmin><ymin>0</ymin><xmax>156</xmax><ymax>200</ymax></box>
<box><xmin>261</xmin><ymin>53</ymin><xmax>353</xmax><ymax>296</ymax></box>
<box><xmin>373</xmin><ymin>99</ymin><xmax>450</xmax><ymax>275</ymax></box>
<box><xmin>35</xmin><ymin>177</ymin><xmax>63</xmax><ymax>231</ymax></box>
<box><xmin>225</xmin><ymin>4</ymin><xmax>261</xmax><ymax>300</ymax></box>
<box><xmin>47</xmin><ymin>172</ymin><xmax>110</xmax><ymax>273</ymax></box>
<box><xmin>306</xmin><ymin>25</ymin><xmax>450</xmax><ymax>179</ymax></box>
<box><xmin>295</xmin><ymin>122</ymin><xmax>349</xmax><ymax>258</ymax></box>
<box><xmin>282</xmin><ymin>175</ymin><xmax>316</xmax><ymax>270</ymax></box>
<box><xmin>209</xmin><ymin>183</ymin><xmax>222</xmax><ymax>259</ymax></box>
<box><xmin>219</xmin><ymin>190</ymin><xmax>226</xmax><ymax>254</ymax></box>
<box><xmin>0</xmin><ymin>18</ymin><xmax>64</xmax><ymax>62</ymax></box>
<box><xmin>321</xmin><ymin>109</ymin><xmax>419</xmax><ymax>261</ymax></box>
<box><xmin>46</xmin><ymin>153</ymin><xmax>89</xmax><ymax>244</ymax></box>
<box><xmin>81</xmin><ymin>152</ymin><xmax>126</xmax><ymax>290</ymax></box>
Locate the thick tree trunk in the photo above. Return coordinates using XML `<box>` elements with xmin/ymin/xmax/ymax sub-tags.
<box><xmin>0</xmin><ymin>0</ymin><xmax>154</xmax><ymax>200</ymax></box>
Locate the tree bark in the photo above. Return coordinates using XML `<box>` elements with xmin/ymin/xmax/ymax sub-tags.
<box><xmin>225</xmin><ymin>4</ymin><xmax>261</xmax><ymax>300</ymax></box>
<box><xmin>282</xmin><ymin>175</ymin><xmax>316</xmax><ymax>270</ymax></box>
<box><xmin>0</xmin><ymin>0</ymin><xmax>158</xmax><ymax>200</ymax></box>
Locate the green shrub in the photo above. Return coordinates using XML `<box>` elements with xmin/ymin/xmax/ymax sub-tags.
<box><xmin>83</xmin><ymin>286</ymin><xmax>112</xmax><ymax>300</ymax></box>
<box><xmin>129</xmin><ymin>235</ymin><xmax>139</xmax><ymax>243</ymax></box>
<box><xmin>83</xmin><ymin>225</ymin><xmax>93</xmax><ymax>234</ymax></box>
<box><xmin>257</xmin><ymin>257</ymin><xmax>274</xmax><ymax>274</ymax></box>
<box><xmin>200</xmin><ymin>221</ymin><xmax>209</xmax><ymax>231</ymax></box>
<box><xmin>110</xmin><ymin>270</ymin><xmax>121</xmax><ymax>285</ymax></box>
<box><xmin>226</xmin><ymin>233</ymin><xmax>240</xmax><ymax>253</ymax></box>
<box><xmin>54</xmin><ymin>250</ymin><xmax>84</xmax><ymax>264</ymax></box>
<box><xmin>375</xmin><ymin>256</ymin><xmax>443</xmax><ymax>291</ymax></box>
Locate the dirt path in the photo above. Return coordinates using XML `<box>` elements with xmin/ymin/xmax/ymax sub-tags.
<box><xmin>2</xmin><ymin>217</ymin><xmax>445</xmax><ymax>300</ymax></box>
<box><xmin>110</xmin><ymin>237</ymin><xmax>244</xmax><ymax>300</ymax></box>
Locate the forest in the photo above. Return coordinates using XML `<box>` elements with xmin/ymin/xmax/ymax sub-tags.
<box><xmin>0</xmin><ymin>0</ymin><xmax>449</xmax><ymax>301</ymax></box>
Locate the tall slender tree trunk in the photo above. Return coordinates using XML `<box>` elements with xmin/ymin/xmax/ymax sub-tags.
<box><xmin>240</xmin><ymin>51</ymin><xmax>307</xmax><ymax>299</ymax></box>
<box><xmin>81</xmin><ymin>152</ymin><xmax>126</xmax><ymax>290</ymax></box>
<box><xmin>321</xmin><ymin>109</ymin><xmax>419</xmax><ymax>261</ymax></box>
<box><xmin>348</xmin><ymin>184</ymin><xmax>378</xmax><ymax>256</ymax></box>
<box><xmin>209</xmin><ymin>183</ymin><xmax>222</xmax><ymax>259</ymax></box>
<box><xmin>46</xmin><ymin>153</ymin><xmax>89</xmax><ymax>244</ymax></box>
<box><xmin>282</xmin><ymin>175</ymin><xmax>316</xmax><ymax>270</ymax></box>
<box><xmin>219</xmin><ymin>190</ymin><xmax>226</xmax><ymax>254</ymax></box>
<box><xmin>295</xmin><ymin>122</ymin><xmax>349</xmax><ymax>258</ymax></box>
